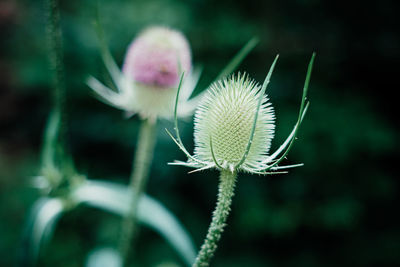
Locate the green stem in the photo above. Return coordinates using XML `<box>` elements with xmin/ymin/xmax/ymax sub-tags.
<box><xmin>119</xmin><ymin>119</ymin><xmax>157</xmax><ymax>265</ymax></box>
<box><xmin>193</xmin><ymin>170</ymin><xmax>238</xmax><ymax>267</ymax></box>
<box><xmin>43</xmin><ymin>0</ymin><xmax>66</xmax><ymax>167</ymax></box>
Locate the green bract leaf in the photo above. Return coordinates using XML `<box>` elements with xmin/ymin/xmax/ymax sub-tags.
<box><xmin>93</xmin><ymin>9</ymin><xmax>123</xmax><ymax>91</ymax></box>
<box><xmin>190</xmin><ymin>37</ymin><xmax>258</xmax><ymax>99</ymax></box>
<box><xmin>235</xmin><ymin>55</ymin><xmax>279</xmax><ymax>169</ymax></box>
<box><xmin>73</xmin><ymin>180</ymin><xmax>197</xmax><ymax>266</ymax></box>
<box><xmin>265</xmin><ymin>53</ymin><xmax>315</xmax><ymax>170</ymax></box>
<box><xmin>23</xmin><ymin>197</ymin><xmax>66</xmax><ymax>264</ymax></box>
<box><xmin>24</xmin><ymin>180</ymin><xmax>196</xmax><ymax>266</ymax></box>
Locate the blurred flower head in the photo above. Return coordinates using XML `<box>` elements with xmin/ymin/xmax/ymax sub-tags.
<box><xmin>87</xmin><ymin>25</ymin><xmax>201</xmax><ymax>121</ymax></box>
<box><xmin>122</xmin><ymin>26</ymin><xmax>191</xmax><ymax>88</ymax></box>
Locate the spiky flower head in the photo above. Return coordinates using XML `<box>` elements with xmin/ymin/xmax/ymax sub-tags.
<box><xmin>193</xmin><ymin>74</ymin><xmax>275</xmax><ymax>172</ymax></box>
<box><xmin>168</xmin><ymin>54</ymin><xmax>315</xmax><ymax>174</ymax></box>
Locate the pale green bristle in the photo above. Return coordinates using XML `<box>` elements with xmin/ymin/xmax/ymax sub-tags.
<box><xmin>193</xmin><ymin>74</ymin><xmax>275</xmax><ymax>171</ymax></box>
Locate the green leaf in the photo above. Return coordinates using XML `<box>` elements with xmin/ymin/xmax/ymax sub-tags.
<box><xmin>23</xmin><ymin>197</ymin><xmax>66</xmax><ymax>264</ymax></box>
<box><xmin>72</xmin><ymin>180</ymin><xmax>197</xmax><ymax>266</ymax></box>
<box><xmin>24</xmin><ymin>180</ymin><xmax>196</xmax><ymax>266</ymax></box>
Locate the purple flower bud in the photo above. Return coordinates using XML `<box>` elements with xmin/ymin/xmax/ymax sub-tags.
<box><xmin>122</xmin><ymin>26</ymin><xmax>192</xmax><ymax>88</ymax></box>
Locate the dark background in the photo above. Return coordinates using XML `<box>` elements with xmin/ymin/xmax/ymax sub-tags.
<box><xmin>1</xmin><ymin>0</ymin><xmax>399</xmax><ymax>266</ymax></box>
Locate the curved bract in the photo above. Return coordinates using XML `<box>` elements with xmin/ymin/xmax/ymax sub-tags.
<box><xmin>24</xmin><ymin>179</ymin><xmax>197</xmax><ymax>267</ymax></box>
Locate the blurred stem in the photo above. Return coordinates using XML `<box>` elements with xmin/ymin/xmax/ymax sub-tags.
<box><xmin>43</xmin><ymin>0</ymin><xmax>66</xmax><ymax>167</ymax></box>
<box><xmin>119</xmin><ymin>119</ymin><xmax>157</xmax><ymax>265</ymax></box>
<box><xmin>193</xmin><ymin>170</ymin><xmax>238</xmax><ymax>267</ymax></box>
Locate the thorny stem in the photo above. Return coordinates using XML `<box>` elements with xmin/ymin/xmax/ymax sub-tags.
<box><xmin>119</xmin><ymin>119</ymin><xmax>157</xmax><ymax>265</ymax></box>
<box><xmin>193</xmin><ymin>170</ymin><xmax>238</xmax><ymax>267</ymax></box>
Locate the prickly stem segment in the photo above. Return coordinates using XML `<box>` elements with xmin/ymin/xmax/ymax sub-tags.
<box><xmin>193</xmin><ymin>170</ymin><xmax>238</xmax><ymax>267</ymax></box>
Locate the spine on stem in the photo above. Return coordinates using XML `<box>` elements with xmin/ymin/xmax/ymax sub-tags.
<box><xmin>193</xmin><ymin>170</ymin><xmax>238</xmax><ymax>267</ymax></box>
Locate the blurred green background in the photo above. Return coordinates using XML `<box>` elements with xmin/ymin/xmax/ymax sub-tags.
<box><xmin>1</xmin><ymin>0</ymin><xmax>399</xmax><ymax>266</ymax></box>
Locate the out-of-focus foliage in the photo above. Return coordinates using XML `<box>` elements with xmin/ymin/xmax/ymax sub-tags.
<box><xmin>0</xmin><ymin>0</ymin><xmax>398</xmax><ymax>266</ymax></box>
<box><xmin>24</xmin><ymin>180</ymin><xmax>196</xmax><ymax>266</ymax></box>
